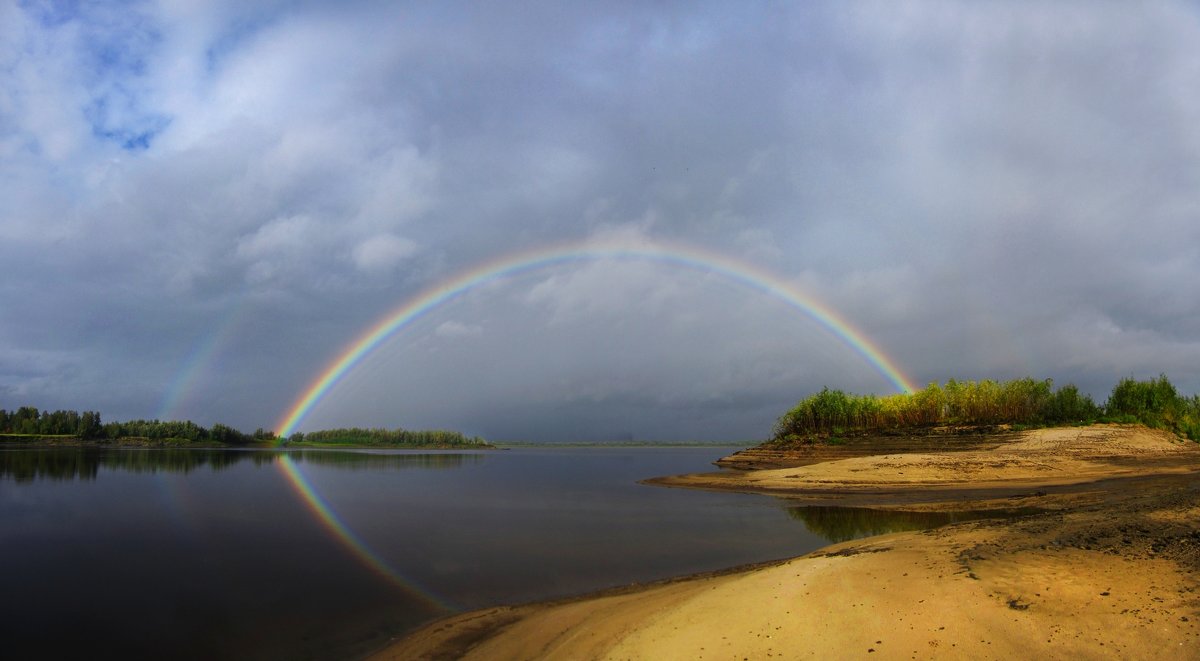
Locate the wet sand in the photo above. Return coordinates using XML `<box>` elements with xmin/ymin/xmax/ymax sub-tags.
<box><xmin>369</xmin><ymin>425</ymin><xmax>1200</xmax><ymax>660</ymax></box>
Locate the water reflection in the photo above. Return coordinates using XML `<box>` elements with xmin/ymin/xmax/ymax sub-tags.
<box><xmin>3</xmin><ymin>446</ymin><xmax>814</xmax><ymax>661</ymax></box>
<box><xmin>0</xmin><ymin>448</ymin><xmax>481</xmax><ymax>482</ymax></box>
<box><xmin>789</xmin><ymin>505</ymin><xmax>1044</xmax><ymax>543</ymax></box>
<box><xmin>287</xmin><ymin>450</ymin><xmax>482</xmax><ymax>471</ymax></box>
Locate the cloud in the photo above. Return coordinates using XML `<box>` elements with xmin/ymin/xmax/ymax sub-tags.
<box><xmin>235</xmin><ymin>214</ymin><xmax>320</xmax><ymax>284</ymax></box>
<box><xmin>434</xmin><ymin>321</ymin><xmax>483</xmax><ymax>339</ymax></box>
<box><xmin>353</xmin><ymin>234</ymin><xmax>418</xmax><ymax>273</ymax></box>
<box><xmin>2</xmin><ymin>1</ymin><xmax>1200</xmax><ymax>438</ymax></box>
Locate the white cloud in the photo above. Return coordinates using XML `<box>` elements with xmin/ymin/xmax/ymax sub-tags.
<box><xmin>353</xmin><ymin>233</ymin><xmax>417</xmax><ymax>273</ymax></box>
<box><xmin>434</xmin><ymin>320</ymin><xmax>483</xmax><ymax>339</ymax></box>
<box><xmin>235</xmin><ymin>214</ymin><xmax>320</xmax><ymax>284</ymax></box>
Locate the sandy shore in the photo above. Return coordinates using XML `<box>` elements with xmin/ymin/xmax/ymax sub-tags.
<box><xmin>370</xmin><ymin>425</ymin><xmax>1200</xmax><ymax>660</ymax></box>
<box><xmin>652</xmin><ymin>426</ymin><xmax>1199</xmax><ymax>494</ymax></box>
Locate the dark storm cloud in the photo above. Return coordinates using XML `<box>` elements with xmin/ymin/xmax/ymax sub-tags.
<box><xmin>2</xmin><ymin>1</ymin><xmax>1198</xmax><ymax>439</ymax></box>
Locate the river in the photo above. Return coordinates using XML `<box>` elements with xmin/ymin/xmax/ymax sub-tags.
<box><xmin>1</xmin><ymin>445</ymin><xmax>851</xmax><ymax>659</ymax></box>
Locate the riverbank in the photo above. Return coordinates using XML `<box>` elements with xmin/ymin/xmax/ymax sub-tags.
<box><xmin>0</xmin><ymin>434</ymin><xmax>241</xmax><ymax>448</ymax></box>
<box><xmin>282</xmin><ymin>441</ymin><xmax>496</xmax><ymax>450</ymax></box>
<box><xmin>370</xmin><ymin>425</ymin><xmax>1200</xmax><ymax>659</ymax></box>
<box><xmin>0</xmin><ymin>435</ymin><xmax>494</xmax><ymax>450</ymax></box>
<box><xmin>652</xmin><ymin>425</ymin><xmax>1197</xmax><ymax>495</ymax></box>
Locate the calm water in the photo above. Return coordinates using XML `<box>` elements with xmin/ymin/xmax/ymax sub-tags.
<box><xmin>1</xmin><ymin>446</ymin><xmax>891</xmax><ymax>659</ymax></box>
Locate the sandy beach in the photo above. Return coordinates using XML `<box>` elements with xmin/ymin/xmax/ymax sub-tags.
<box><xmin>370</xmin><ymin>425</ymin><xmax>1200</xmax><ymax>660</ymax></box>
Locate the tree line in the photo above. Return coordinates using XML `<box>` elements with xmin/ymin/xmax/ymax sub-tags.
<box><xmin>0</xmin><ymin>407</ymin><xmax>272</xmax><ymax>444</ymax></box>
<box><xmin>0</xmin><ymin>407</ymin><xmax>104</xmax><ymax>438</ymax></box>
<box><xmin>286</xmin><ymin>427</ymin><xmax>489</xmax><ymax>447</ymax></box>
<box><xmin>773</xmin><ymin>375</ymin><xmax>1200</xmax><ymax>443</ymax></box>
<box><xmin>0</xmin><ymin>407</ymin><xmax>488</xmax><ymax>447</ymax></box>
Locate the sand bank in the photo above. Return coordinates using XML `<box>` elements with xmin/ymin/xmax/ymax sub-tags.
<box><xmin>370</xmin><ymin>426</ymin><xmax>1200</xmax><ymax>660</ymax></box>
<box><xmin>652</xmin><ymin>426</ymin><xmax>1198</xmax><ymax>495</ymax></box>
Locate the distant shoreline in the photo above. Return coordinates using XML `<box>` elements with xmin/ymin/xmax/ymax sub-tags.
<box><xmin>0</xmin><ymin>435</ymin><xmax>494</xmax><ymax>451</ymax></box>
<box><xmin>1</xmin><ymin>436</ymin><xmax>749</xmax><ymax>450</ymax></box>
<box><xmin>282</xmin><ymin>441</ymin><xmax>496</xmax><ymax>450</ymax></box>
<box><xmin>0</xmin><ymin>435</ymin><xmax>239</xmax><ymax>449</ymax></box>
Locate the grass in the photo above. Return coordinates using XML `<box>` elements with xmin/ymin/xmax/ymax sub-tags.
<box><xmin>774</xmin><ymin>375</ymin><xmax>1200</xmax><ymax>444</ymax></box>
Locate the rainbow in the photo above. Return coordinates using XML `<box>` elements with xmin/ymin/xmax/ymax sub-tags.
<box><xmin>157</xmin><ymin>296</ymin><xmax>248</xmax><ymax>421</ymax></box>
<box><xmin>271</xmin><ymin>237</ymin><xmax>915</xmax><ymax>606</ymax></box>
<box><xmin>276</xmin><ymin>238</ymin><xmax>915</xmax><ymax>438</ymax></box>
<box><xmin>274</xmin><ymin>454</ymin><xmax>456</xmax><ymax>609</ymax></box>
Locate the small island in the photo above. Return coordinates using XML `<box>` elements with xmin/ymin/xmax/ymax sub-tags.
<box><xmin>0</xmin><ymin>407</ymin><xmax>492</xmax><ymax>450</ymax></box>
<box><xmin>376</xmin><ymin>376</ymin><xmax>1200</xmax><ymax>659</ymax></box>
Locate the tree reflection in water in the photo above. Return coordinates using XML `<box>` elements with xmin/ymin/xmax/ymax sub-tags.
<box><xmin>0</xmin><ymin>448</ymin><xmax>481</xmax><ymax>482</ymax></box>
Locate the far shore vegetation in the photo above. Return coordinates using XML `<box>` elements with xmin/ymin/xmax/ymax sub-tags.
<box><xmin>773</xmin><ymin>375</ymin><xmax>1200</xmax><ymax>444</ymax></box>
<box><xmin>284</xmin><ymin>427</ymin><xmax>490</xmax><ymax>448</ymax></box>
<box><xmin>0</xmin><ymin>407</ymin><xmax>491</xmax><ymax>449</ymax></box>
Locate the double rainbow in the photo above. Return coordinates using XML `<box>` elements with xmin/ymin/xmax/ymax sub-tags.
<box><xmin>271</xmin><ymin>237</ymin><xmax>915</xmax><ymax>606</ymax></box>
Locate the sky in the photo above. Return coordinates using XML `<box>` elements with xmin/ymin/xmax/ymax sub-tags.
<box><xmin>3</xmin><ymin>0</ymin><xmax>1199</xmax><ymax>441</ymax></box>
